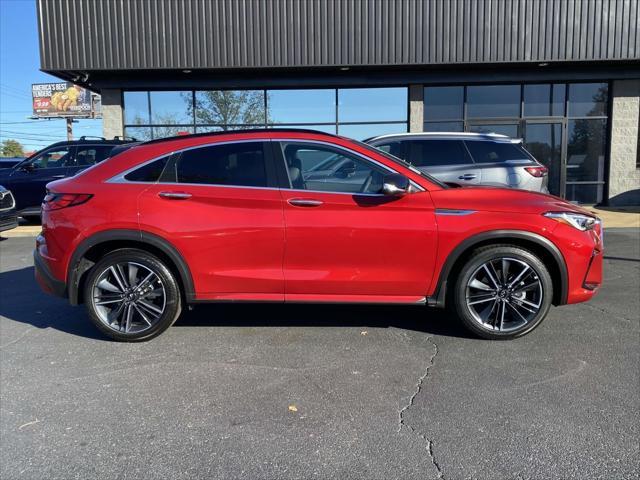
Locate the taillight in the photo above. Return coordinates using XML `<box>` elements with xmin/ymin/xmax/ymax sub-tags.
<box><xmin>42</xmin><ymin>192</ymin><xmax>92</xmax><ymax>210</ymax></box>
<box><xmin>524</xmin><ymin>166</ymin><xmax>548</xmax><ymax>177</ymax></box>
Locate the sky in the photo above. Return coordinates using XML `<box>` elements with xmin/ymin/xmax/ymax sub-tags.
<box><xmin>0</xmin><ymin>0</ymin><xmax>102</xmax><ymax>154</ymax></box>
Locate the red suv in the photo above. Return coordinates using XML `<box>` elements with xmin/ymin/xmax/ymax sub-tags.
<box><xmin>34</xmin><ymin>129</ymin><xmax>603</xmax><ymax>341</ymax></box>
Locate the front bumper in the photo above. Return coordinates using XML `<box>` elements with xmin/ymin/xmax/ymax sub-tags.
<box><xmin>0</xmin><ymin>210</ymin><xmax>18</xmax><ymax>232</ymax></box>
<box><xmin>34</xmin><ymin>248</ymin><xmax>67</xmax><ymax>299</ymax></box>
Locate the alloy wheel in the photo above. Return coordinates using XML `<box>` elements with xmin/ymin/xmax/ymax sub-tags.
<box><xmin>91</xmin><ymin>262</ymin><xmax>166</xmax><ymax>334</ymax></box>
<box><xmin>465</xmin><ymin>257</ymin><xmax>543</xmax><ymax>332</ymax></box>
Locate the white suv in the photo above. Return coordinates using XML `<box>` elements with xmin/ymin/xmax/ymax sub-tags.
<box><xmin>366</xmin><ymin>132</ymin><xmax>549</xmax><ymax>193</ymax></box>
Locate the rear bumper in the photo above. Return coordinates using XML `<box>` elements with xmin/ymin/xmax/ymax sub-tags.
<box><xmin>34</xmin><ymin>248</ymin><xmax>67</xmax><ymax>299</ymax></box>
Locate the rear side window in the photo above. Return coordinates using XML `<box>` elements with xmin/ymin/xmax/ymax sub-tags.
<box><xmin>175</xmin><ymin>141</ymin><xmax>267</xmax><ymax>187</ymax></box>
<box><xmin>375</xmin><ymin>141</ymin><xmax>404</xmax><ymax>159</ymax></box>
<box><xmin>464</xmin><ymin>141</ymin><xmax>530</xmax><ymax>164</ymax></box>
<box><xmin>74</xmin><ymin>145</ymin><xmax>115</xmax><ymax>166</ymax></box>
<box><xmin>404</xmin><ymin>139</ymin><xmax>470</xmax><ymax>167</ymax></box>
<box><xmin>124</xmin><ymin>155</ymin><xmax>171</xmax><ymax>182</ymax></box>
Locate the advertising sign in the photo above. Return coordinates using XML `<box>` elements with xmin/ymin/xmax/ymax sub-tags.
<box><xmin>31</xmin><ymin>82</ymin><xmax>95</xmax><ymax>118</ymax></box>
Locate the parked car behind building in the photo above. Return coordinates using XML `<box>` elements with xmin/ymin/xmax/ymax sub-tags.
<box><xmin>366</xmin><ymin>133</ymin><xmax>550</xmax><ymax>193</ymax></box>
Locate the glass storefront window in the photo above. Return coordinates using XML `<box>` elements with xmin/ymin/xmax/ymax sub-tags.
<box><xmin>424</xmin><ymin>86</ymin><xmax>464</xmax><ymax>120</ymax></box>
<box><xmin>124</xmin><ymin>126</ymin><xmax>153</xmax><ymax>141</ymax></box>
<box><xmin>149</xmin><ymin>91</ymin><xmax>193</xmax><ymax>125</ymax></box>
<box><xmin>565</xmin><ymin>183</ymin><xmax>603</xmax><ymax>205</ymax></box>
<box><xmin>337</xmin><ymin>122</ymin><xmax>407</xmax><ymax>140</ymax></box>
<box><xmin>468</xmin><ymin>123</ymin><xmax>519</xmax><ymax>138</ymax></box>
<box><xmin>423</xmin><ymin>121</ymin><xmax>464</xmax><ymax>132</ymax></box>
<box><xmin>338</xmin><ymin>88</ymin><xmax>407</xmax><ymax>123</ymax></box>
<box><xmin>524</xmin><ymin>84</ymin><xmax>565</xmax><ymax>117</ymax></box>
<box><xmin>267</xmin><ymin>89</ymin><xmax>335</xmax><ymax>124</ymax></box>
<box><xmin>567</xmin><ymin>119</ymin><xmax>606</xmax><ymax>182</ymax></box>
<box><xmin>273</xmin><ymin>124</ymin><xmax>337</xmax><ymax>134</ymax></box>
<box><xmin>467</xmin><ymin>85</ymin><xmax>520</xmax><ymax>118</ymax></box>
<box><xmin>195</xmin><ymin>90</ymin><xmax>265</xmax><ymax>125</ymax></box>
<box><xmin>123</xmin><ymin>92</ymin><xmax>150</xmax><ymax>125</ymax></box>
<box><xmin>568</xmin><ymin>83</ymin><xmax>608</xmax><ymax>117</ymax></box>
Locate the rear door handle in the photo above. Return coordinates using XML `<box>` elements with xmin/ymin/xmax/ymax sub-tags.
<box><xmin>158</xmin><ymin>191</ymin><xmax>192</xmax><ymax>200</ymax></box>
<box><xmin>287</xmin><ymin>198</ymin><xmax>323</xmax><ymax>207</ymax></box>
<box><xmin>458</xmin><ymin>174</ymin><xmax>477</xmax><ymax>180</ymax></box>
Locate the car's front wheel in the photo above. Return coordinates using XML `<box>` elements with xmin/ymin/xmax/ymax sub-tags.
<box><xmin>452</xmin><ymin>245</ymin><xmax>553</xmax><ymax>340</ymax></box>
<box><xmin>83</xmin><ymin>249</ymin><xmax>182</xmax><ymax>341</ymax></box>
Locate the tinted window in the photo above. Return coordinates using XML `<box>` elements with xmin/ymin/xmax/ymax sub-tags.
<box><xmin>467</xmin><ymin>85</ymin><xmax>520</xmax><ymax>118</ymax></box>
<box><xmin>375</xmin><ymin>141</ymin><xmax>404</xmax><ymax>159</ymax></box>
<box><xmin>468</xmin><ymin>124</ymin><xmax>519</xmax><ymax>138</ymax></box>
<box><xmin>124</xmin><ymin>156</ymin><xmax>171</xmax><ymax>182</ymax></box>
<box><xmin>124</xmin><ymin>91</ymin><xmax>150</xmax><ymax>124</ymax></box>
<box><xmin>280</xmin><ymin>142</ymin><xmax>386</xmax><ymax>194</ymax></box>
<box><xmin>338</xmin><ymin>122</ymin><xmax>407</xmax><ymax>140</ymax></box>
<box><xmin>568</xmin><ymin>83</ymin><xmax>608</xmax><ymax>117</ymax></box>
<box><xmin>176</xmin><ymin>142</ymin><xmax>267</xmax><ymax>187</ymax></box>
<box><xmin>29</xmin><ymin>147</ymin><xmax>73</xmax><ymax>169</ymax></box>
<box><xmin>150</xmin><ymin>91</ymin><xmax>192</xmax><ymax>124</ymax></box>
<box><xmin>404</xmin><ymin>140</ymin><xmax>469</xmax><ymax>167</ymax></box>
<box><xmin>74</xmin><ymin>145</ymin><xmax>114</xmax><ymax>166</ymax></box>
<box><xmin>523</xmin><ymin>84</ymin><xmax>566</xmax><ymax>117</ymax></box>
<box><xmin>465</xmin><ymin>141</ymin><xmax>530</xmax><ymax>163</ymax></box>
<box><xmin>424</xmin><ymin>86</ymin><xmax>464</xmax><ymax>120</ymax></box>
<box><xmin>423</xmin><ymin>121</ymin><xmax>464</xmax><ymax>132</ymax></box>
<box><xmin>566</xmin><ymin>119</ymin><xmax>606</xmax><ymax>182</ymax></box>
<box><xmin>268</xmin><ymin>89</ymin><xmax>335</xmax><ymax>123</ymax></box>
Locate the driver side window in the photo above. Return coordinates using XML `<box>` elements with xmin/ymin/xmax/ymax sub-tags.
<box><xmin>29</xmin><ymin>147</ymin><xmax>73</xmax><ymax>169</ymax></box>
<box><xmin>279</xmin><ymin>142</ymin><xmax>386</xmax><ymax>194</ymax></box>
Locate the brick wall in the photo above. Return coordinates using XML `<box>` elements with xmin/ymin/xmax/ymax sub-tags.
<box><xmin>608</xmin><ymin>80</ymin><xmax>640</xmax><ymax>206</ymax></box>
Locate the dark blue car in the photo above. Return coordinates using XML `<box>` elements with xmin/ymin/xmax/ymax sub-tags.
<box><xmin>0</xmin><ymin>137</ymin><xmax>136</xmax><ymax>221</ymax></box>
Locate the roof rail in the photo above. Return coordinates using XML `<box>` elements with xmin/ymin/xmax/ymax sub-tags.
<box><xmin>113</xmin><ymin>136</ymin><xmax>138</xmax><ymax>141</ymax></box>
<box><xmin>79</xmin><ymin>135</ymin><xmax>106</xmax><ymax>141</ymax></box>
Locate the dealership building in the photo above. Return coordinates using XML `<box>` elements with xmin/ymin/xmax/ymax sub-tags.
<box><xmin>37</xmin><ymin>0</ymin><xmax>639</xmax><ymax>205</ymax></box>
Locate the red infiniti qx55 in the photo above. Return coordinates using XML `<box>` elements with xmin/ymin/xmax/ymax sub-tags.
<box><xmin>34</xmin><ymin>129</ymin><xmax>603</xmax><ymax>341</ymax></box>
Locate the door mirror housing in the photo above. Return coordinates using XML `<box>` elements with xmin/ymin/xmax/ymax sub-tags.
<box><xmin>381</xmin><ymin>173</ymin><xmax>411</xmax><ymax>196</ymax></box>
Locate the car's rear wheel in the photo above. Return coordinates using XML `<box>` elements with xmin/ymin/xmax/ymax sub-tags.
<box><xmin>83</xmin><ymin>249</ymin><xmax>182</xmax><ymax>342</ymax></box>
<box><xmin>452</xmin><ymin>245</ymin><xmax>553</xmax><ymax>340</ymax></box>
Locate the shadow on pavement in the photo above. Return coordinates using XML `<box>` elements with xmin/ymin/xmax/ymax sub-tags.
<box><xmin>0</xmin><ymin>266</ymin><xmax>472</xmax><ymax>341</ymax></box>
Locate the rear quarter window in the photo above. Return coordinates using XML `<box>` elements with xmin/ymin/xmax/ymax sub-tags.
<box><xmin>124</xmin><ymin>155</ymin><xmax>171</xmax><ymax>182</ymax></box>
<box><xmin>404</xmin><ymin>139</ymin><xmax>470</xmax><ymax>167</ymax></box>
<box><xmin>465</xmin><ymin>141</ymin><xmax>531</xmax><ymax>164</ymax></box>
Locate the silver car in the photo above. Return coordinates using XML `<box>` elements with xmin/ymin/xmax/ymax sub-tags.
<box><xmin>366</xmin><ymin>132</ymin><xmax>549</xmax><ymax>193</ymax></box>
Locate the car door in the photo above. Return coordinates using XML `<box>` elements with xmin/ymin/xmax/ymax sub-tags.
<box><xmin>5</xmin><ymin>145</ymin><xmax>74</xmax><ymax>211</ymax></box>
<box><xmin>135</xmin><ymin>140</ymin><xmax>285</xmax><ymax>301</ymax></box>
<box><xmin>69</xmin><ymin>144</ymin><xmax>116</xmax><ymax>176</ymax></box>
<box><xmin>275</xmin><ymin>140</ymin><xmax>438</xmax><ymax>302</ymax></box>
<box><xmin>403</xmin><ymin>139</ymin><xmax>482</xmax><ymax>186</ymax></box>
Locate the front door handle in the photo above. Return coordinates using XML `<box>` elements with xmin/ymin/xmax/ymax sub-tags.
<box><xmin>288</xmin><ymin>198</ymin><xmax>323</xmax><ymax>207</ymax></box>
<box><xmin>458</xmin><ymin>174</ymin><xmax>477</xmax><ymax>181</ymax></box>
<box><xmin>158</xmin><ymin>191</ymin><xmax>192</xmax><ymax>200</ymax></box>
<box><xmin>51</xmin><ymin>175</ymin><xmax>66</xmax><ymax>179</ymax></box>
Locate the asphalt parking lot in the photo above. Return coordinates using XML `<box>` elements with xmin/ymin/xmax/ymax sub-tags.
<box><xmin>1</xmin><ymin>230</ymin><xmax>638</xmax><ymax>480</ymax></box>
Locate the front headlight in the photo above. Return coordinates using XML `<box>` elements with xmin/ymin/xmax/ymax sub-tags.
<box><xmin>543</xmin><ymin>211</ymin><xmax>597</xmax><ymax>231</ymax></box>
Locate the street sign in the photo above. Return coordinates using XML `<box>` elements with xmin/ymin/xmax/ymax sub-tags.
<box><xmin>31</xmin><ymin>82</ymin><xmax>100</xmax><ymax>118</ymax></box>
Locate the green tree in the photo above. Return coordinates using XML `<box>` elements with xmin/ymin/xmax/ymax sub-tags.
<box><xmin>1</xmin><ymin>139</ymin><xmax>24</xmax><ymax>157</ymax></box>
<box><xmin>187</xmin><ymin>91</ymin><xmax>268</xmax><ymax>128</ymax></box>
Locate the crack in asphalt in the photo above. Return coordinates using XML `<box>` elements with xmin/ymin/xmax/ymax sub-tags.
<box><xmin>397</xmin><ymin>336</ymin><xmax>444</xmax><ymax>479</ymax></box>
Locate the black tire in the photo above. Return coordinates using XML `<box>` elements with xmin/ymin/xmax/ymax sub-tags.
<box><xmin>451</xmin><ymin>245</ymin><xmax>553</xmax><ymax>340</ymax></box>
<box><xmin>83</xmin><ymin>248</ymin><xmax>182</xmax><ymax>342</ymax></box>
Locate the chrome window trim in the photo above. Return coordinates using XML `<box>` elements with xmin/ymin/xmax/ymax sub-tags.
<box><xmin>107</xmin><ymin>136</ymin><xmax>425</xmax><ymax>193</ymax></box>
<box><xmin>106</xmin><ymin>138</ymin><xmax>270</xmax><ymax>184</ymax></box>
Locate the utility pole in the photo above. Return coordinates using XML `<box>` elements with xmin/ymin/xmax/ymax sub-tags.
<box><xmin>66</xmin><ymin>117</ymin><xmax>73</xmax><ymax>141</ymax></box>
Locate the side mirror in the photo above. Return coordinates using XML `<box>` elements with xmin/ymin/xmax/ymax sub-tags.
<box><xmin>382</xmin><ymin>173</ymin><xmax>411</xmax><ymax>196</ymax></box>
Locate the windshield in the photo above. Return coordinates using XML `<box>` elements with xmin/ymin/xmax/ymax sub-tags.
<box><xmin>353</xmin><ymin>139</ymin><xmax>449</xmax><ymax>189</ymax></box>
